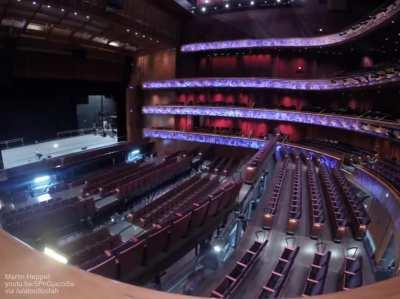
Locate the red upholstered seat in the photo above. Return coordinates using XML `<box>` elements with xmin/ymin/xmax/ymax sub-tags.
<box><xmin>145</xmin><ymin>225</ymin><xmax>171</xmax><ymax>264</ymax></box>
<box><xmin>86</xmin><ymin>255</ymin><xmax>118</xmax><ymax>279</ymax></box>
<box><xmin>190</xmin><ymin>201</ymin><xmax>210</xmax><ymax>230</ymax></box>
<box><xmin>169</xmin><ymin>212</ymin><xmax>192</xmax><ymax>243</ymax></box>
<box><xmin>117</xmin><ymin>240</ymin><xmax>145</xmax><ymax>281</ymax></box>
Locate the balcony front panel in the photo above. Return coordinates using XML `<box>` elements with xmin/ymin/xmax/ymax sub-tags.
<box><xmin>143</xmin><ymin>105</ymin><xmax>398</xmax><ymax>139</ymax></box>
<box><xmin>143</xmin><ymin>128</ymin><xmax>340</xmax><ymax>167</ymax></box>
<box><xmin>143</xmin><ymin>128</ymin><xmax>266</xmax><ymax>149</ymax></box>
<box><xmin>142</xmin><ymin>71</ymin><xmax>400</xmax><ymax>91</ymax></box>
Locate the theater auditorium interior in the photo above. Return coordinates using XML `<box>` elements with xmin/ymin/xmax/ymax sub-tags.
<box><xmin>1</xmin><ymin>0</ymin><xmax>400</xmax><ymax>298</ymax></box>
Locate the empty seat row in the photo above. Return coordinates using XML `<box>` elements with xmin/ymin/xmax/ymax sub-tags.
<box><xmin>3</xmin><ymin>197</ymin><xmax>95</xmax><ymax>240</ymax></box>
<box><xmin>306</xmin><ymin>159</ymin><xmax>325</xmax><ymax>239</ymax></box>
<box><xmin>97</xmin><ymin>163</ymin><xmax>157</xmax><ymax>196</ymax></box>
<box><xmin>83</xmin><ymin>162</ymin><xmax>149</xmax><ymax>195</ymax></box>
<box><xmin>116</xmin><ymin>156</ymin><xmax>192</xmax><ymax>199</ymax></box>
<box><xmin>303</xmin><ymin>251</ymin><xmax>331</xmax><ymax>296</ymax></box>
<box><xmin>243</xmin><ymin>137</ymin><xmax>278</xmax><ymax>184</ymax></box>
<box><xmin>56</xmin><ymin>227</ymin><xmax>111</xmax><ymax>256</ymax></box>
<box><xmin>222</xmin><ymin>158</ymin><xmax>238</xmax><ymax>176</ymax></box>
<box><xmin>211</xmin><ymin>240</ymin><xmax>268</xmax><ymax>298</ymax></box>
<box><xmin>318</xmin><ymin>164</ymin><xmax>347</xmax><ymax>242</ymax></box>
<box><xmin>213</xmin><ymin>157</ymin><xmax>234</xmax><ymax>175</ymax></box>
<box><xmin>157</xmin><ymin>178</ymin><xmax>221</xmax><ymax>225</ymax></box>
<box><xmin>81</xmin><ymin>182</ymin><xmax>242</xmax><ymax>282</ymax></box>
<box><xmin>332</xmin><ymin>169</ymin><xmax>370</xmax><ymax>240</ymax></box>
<box><xmin>339</xmin><ymin>256</ymin><xmax>363</xmax><ymax>290</ymax></box>
<box><xmin>287</xmin><ymin>156</ymin><xmax>302</xmax><ymax>234</ymax></box>
<box><xmin>208</xmin><ymin>156</ymin><xmax>224</xmax><ymax>172</ymax></box>
<box><xmin>367</xmin><ymin>160</ymin><xmax>400</xmax><ymax>192</ymax></box>
<box><xmin>2</xmin><ymin>196</ymin><xmax>76</xmax><ymax>223</ymax></box>
<box><xmin>258</xmin><ymin>246</ymin><xmax>300</xmax><ymax>298</ymax></box>
<box><xmin>132</xmin><ymin>175</ymin><xmax>199</xmax><ymax>220</ymax></box>
<box><xmin>70</xmin><ymin>234</ymin><xmax>122</xmax><ymax>265</ymax></box>
<box><xmin>137</xmin><ymin>175</ymin><xmax>208</xmax><ymax>228</ymax></box>
<box><xmin>263</xmin><ymin>158</ymin><xmax>290</xmax><ymax>229</ymax></box>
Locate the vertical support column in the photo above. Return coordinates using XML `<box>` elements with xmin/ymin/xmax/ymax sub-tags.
<box><xmin>126</xmin><ymin>86</ymin><xmax>144</xmax><ymax>144</ymax></box>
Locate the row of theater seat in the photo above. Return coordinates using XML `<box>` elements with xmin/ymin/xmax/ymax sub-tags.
<box><xmin>207</xmin><ymin>156</ymin><xmax>236</xmax><ymax>176</ymax></box>
<box><xmin>2</xmin><ymin>195</ymin><xmax>71</xmax><ymax>222</ymax></box>
<box><xmin>211</xmin><ymin>240</ymin><xmax>268</xmax><ymax>298</ymax></box>
<box><xmin>332</xmin><ymin>169</ymin><xmax>370</xmax><ymax>240</ymax></box>
<box><xmin>366</xmin><ymin>160</ymin><xmax>400</xmax><ymax>192</ymax></box>
<box><xmin>303</xmin><ymin>251</ymin><xmax>331</xmax><ymax>296</ymax></box>
<box><xmin>81</xmin><ymin>181</ymin><xmax>242</xmax><ymax>282</ymax></box>
<box><xmin>3</xmin><ymin>196</ymin><xmax>95</xmax><ymax>240</ymax></box>
<box><xmin>115</xmin><ymin>157</ymin><xmax>192</xmax><ymax>199</ymax></box>
<box><xmin>340</xmin><ymin>255</ymin><xmax>363</xmax><ymax>290</ymax></box>
<box><xmin>287</xmin><ymin>156</ymin><xmax>302</xmax><ymax>234</ymax></box>
<box><xmin>95</xmin><ymin>163</ymin><xmax>157</xmax><ymax>197</ymax></box>
<box><xmin>132</xmin><ymin>176</ymin><xmax>199</xmax><ymax>220</ymax></box>
<box><xmin>300</xmin><ymin>139</ymin><xmax>376</xmax><ymax>163</ymax></box>
<box><xmin>3</xmin><ymin>155</ymin><xmax>195</xmax><ymax>241</ymax></box>
<box><xmin>152</xmin><ymin>176</ymin><xmax>220</xmax><ymax>226</ymax></box>
<box><xmin>258</xmin><ymin>246</ymin><xmax>300</xmax><ymax>298</ymax></box>
<box><xmin>136</xmin><ymin>175</ymin><xmax>209</xmax><ymax>228</ymax></box>
<box><xmin>82</xmin><ymin>151</ymin><xmax>191</xmax><ymax>197</ymax></box>
<box><xmin>83</xmin><ymin>160</ymin><xmax>149</xmax><ymax>196</ymax></box>
<box><xmin>243</xmin><ymin>137</ymin><xmax>278</xmax><ymax>184</ymax></box>
<box><xmin>217</xmin><ymin>157</ymin><xmax>238</xmax><ymax>176</ymax></box>
<box><xmin>70</xmin><ymin>234</ymin><xmax>121</xmax><ymax>265</ymax></box>
<box><xmin>263</xmin><ymin>158</ymin><xmax>290</xmax><ymax>229</ymax></box>
<box><xmin>57</xmin><ymin>228</ymin><xmax>110</xmax><ymax>255</ymax></box>
<box><xmin>335</xmin><ymin>0</ymin><xmax>400</xmax><ymax>38</ymax></box>
<box><xmin>56</xmin><ymin>228</ymin><xmax>122</xmax><ymax>265</ymax></box>
<box><xmin>318</xmin><ymin>164</ymin><xmax>348</xmax><ymax>242</ymax></box>
<box><xmin>48</xmin><ymin>151</ymin><xmax>139</xmax><ymax>195</ymax></box>
<box><xmin>306</xmin><ymin>159</ymin><xmax>326</xmax><ymax>239</ymax></box>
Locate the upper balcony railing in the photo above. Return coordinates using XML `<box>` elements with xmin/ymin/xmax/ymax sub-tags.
<box><xmin>180</xmin><ymin>0</ymin><xmax>400</xmax><ymax>52</ymax></box>
<box><xmin>142</xmin><ymin>65</ymin><xmax>400</xmax><ymax>91</ymax></box>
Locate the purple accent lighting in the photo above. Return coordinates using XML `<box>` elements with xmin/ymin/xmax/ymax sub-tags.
<box><xmin>143</xmin><ymin>129</ymin><xmax>266</xmax><ymax>149</ymax></box>
<box><xmin>142</xmin><ymin>106</ymin><xmax>396</xmax><ymax>138</ymax></box>
<box><xmin>143</xmin><ymin>128</ymin><xmax>340</xmax><ymax>168</ymax></box>
<box><xmin>142</xmin><ymin>73</ymin><xmax>400</xmax><ymax>91</ymax></box>
<box><xmin>181</xmin><ymin>1</ymin><xmax>400</xmax><ymax>52</ymax></box>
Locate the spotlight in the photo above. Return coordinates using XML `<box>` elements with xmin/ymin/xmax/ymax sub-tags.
<box><xmin>44</xmin><ymin>247</ymin><xmax>68</xmax><ymax>264</ymax></box>
<box><xmin>33</xmin><ymin>175</ymin><xmax>50</xmax><ymax>184</ymax></box>
<box><xmin>37</xmin><ymin>193</ymin><xmax>52</xmax><ymax>202</ymax></box>
<box><xmin>213</xmin><ymin>245</ymin><xmax>222</xmax><ymax>253</ymax></box>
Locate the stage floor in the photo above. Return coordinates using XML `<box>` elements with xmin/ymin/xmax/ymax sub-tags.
<box><xmin>1</xmin><ymin>134</ymin><xmax>118</xmax><ymax>169</ymax></box>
